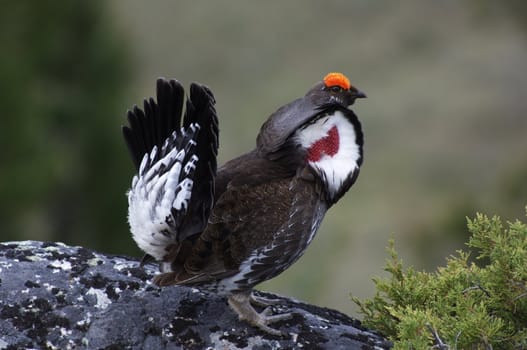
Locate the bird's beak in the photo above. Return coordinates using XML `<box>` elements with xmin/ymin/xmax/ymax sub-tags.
<box><xmin>354</xmin><ymin>90</ymin><xmax>367</xmax><ymax>99</ymax></box>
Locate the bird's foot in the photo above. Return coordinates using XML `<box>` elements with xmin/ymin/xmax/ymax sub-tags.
<box><xmin>228</xmin><ymin>292</ymin><xmax>292</xmax><ymax>336</ymax></box>
<box><xmin>250</xmin><ymin>293</ymin><xmax>282</xmax><ymax>307</ymax></box>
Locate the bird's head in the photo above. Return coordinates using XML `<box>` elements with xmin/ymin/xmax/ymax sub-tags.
<box><xmin>307</xmin><ymin>72</ymin><xmax>366</xmax><ymax>109</ymax></box>
<box><xmin>257</xmin><ymin>72</ymin><xmax>366</xmax><ymax>204</ymax></box>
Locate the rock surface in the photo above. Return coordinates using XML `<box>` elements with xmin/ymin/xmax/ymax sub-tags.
<box><xmin>0</xmin><ymin>241</ymin><xmax>391</xmax><ymax>350</ymax></box>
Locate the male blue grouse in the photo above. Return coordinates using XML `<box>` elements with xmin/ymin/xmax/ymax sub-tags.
<box><xmin>123</xmin><ymin>72</ymin><xmax>366</xmax><ymax>335</ymax></box>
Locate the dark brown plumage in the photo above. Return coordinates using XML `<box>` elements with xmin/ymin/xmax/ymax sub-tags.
<box><xmin>124</xmin><ymin>73</ymin><xmax>365</xmax><ymax>335</ymax></box>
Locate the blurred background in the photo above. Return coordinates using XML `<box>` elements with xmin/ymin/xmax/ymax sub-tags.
<box><xmin>1</xmin><ymin>1</ymin><xmax>526</xmax><ymax>317</ymax></box>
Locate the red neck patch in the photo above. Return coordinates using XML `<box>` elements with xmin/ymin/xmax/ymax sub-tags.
<box><xmin>307</xmin><ymin>126</ymin><xmax>340</xmax><ymax>162</ymax></box>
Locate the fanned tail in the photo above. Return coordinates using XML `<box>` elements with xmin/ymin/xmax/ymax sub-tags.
<box><xmin>123</xmin><ymin>79</ymin><xmax>186</xmax><ymax>171</ymax></box>
<box><xmin>123</xmin><ymin>79</ymin><xmax>219</xmax><ymax>261</ymax></box>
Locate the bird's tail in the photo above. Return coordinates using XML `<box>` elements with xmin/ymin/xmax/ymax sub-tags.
<box><xmin>123</xmin><ymin>79</ymin><xmax>218</xmax><ymax>261</ymax></box>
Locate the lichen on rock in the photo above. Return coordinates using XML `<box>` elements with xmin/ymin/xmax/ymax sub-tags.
<box><xmin>0</xmin><ymin>241</ymin><xmax>390</xmax><ymax>349</ymax></box>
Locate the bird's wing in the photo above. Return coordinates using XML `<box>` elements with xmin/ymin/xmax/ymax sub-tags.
<box><xmin>123</xmin><ymin>79</ymin><xmax>218</xmax><ymax>261</ymax></box>
<box><xmin>155</xmin><ymin>177</ymin><xmax>294</xmax><ymax>287</ymax></box>
<box><xmin>157</xmin><ymin>168</ymin><xmax>326</xmax><ymax>290</ymax></box>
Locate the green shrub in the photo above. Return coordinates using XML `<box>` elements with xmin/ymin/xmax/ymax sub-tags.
<box><xmin>352</xmin><ymin>209</ymin><xmax>527</xmax><ymax>349</ymax></box>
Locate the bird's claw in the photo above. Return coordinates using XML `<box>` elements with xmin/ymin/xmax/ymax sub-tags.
<box><xmin>228</xmin><ymin>292</ymin><xmax>293</xmax><ymax>336</ymax></box>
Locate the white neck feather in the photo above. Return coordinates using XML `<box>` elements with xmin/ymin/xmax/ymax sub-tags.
<box><xmin>294</xmin><ymin>110</ymin><xmax>361</xmax><ymax>200</ymax></box>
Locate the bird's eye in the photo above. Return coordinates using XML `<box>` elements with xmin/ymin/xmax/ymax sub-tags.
<box><xmin>330</xmin><ymin>86</ymin><xmax>342</xmax><ymax>93</ymax></box>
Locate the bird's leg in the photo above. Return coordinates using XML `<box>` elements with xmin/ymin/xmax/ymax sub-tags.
<box><xmin>228</xmin><ymin>291</ymin><xmax>292</xmax><ymax>336</ymax></box>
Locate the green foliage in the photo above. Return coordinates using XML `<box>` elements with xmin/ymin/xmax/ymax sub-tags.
<box><xmin>352</xmin><ymin>209</ymin><xmax>527</xmax><ymax>349</ymax></box>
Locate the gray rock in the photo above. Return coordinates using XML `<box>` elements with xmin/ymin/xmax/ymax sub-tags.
<box><xmin>0</xmin><ymin>241</ymin><xmax>391</xmax><ymax>350</ymax></box>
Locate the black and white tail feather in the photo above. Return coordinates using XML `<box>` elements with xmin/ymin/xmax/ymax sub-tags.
<box><xmin>123</xmin><ymin>79</ymin><xmax>219</xmax><ymax>262</ymax></box>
